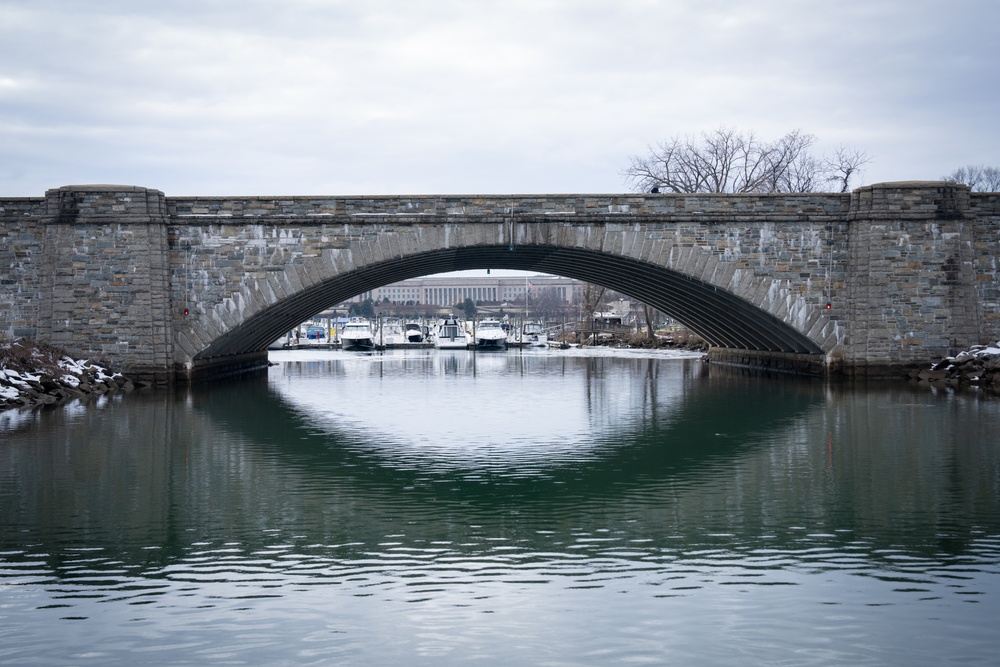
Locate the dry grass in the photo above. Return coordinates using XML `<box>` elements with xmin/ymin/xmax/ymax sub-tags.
<box><xmin>0</xmin><ymin>337</ymin><xmax>70</xmax><ymax>376</ymax></box>
<box><xmin>624</xmin><ymin>330</ymin><xmax>708</xmax><ymax>350</ymax></box>
<box><xmin>551</xmin><ymin>328</ymin><xmax>708</xmax><ymax>351</ymax></box>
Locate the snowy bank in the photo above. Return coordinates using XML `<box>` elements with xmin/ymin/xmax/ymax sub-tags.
<box><xmin>910</xmin><ymin>342</ymin><xmax>1000</xmax><ymax>390</ymax></box>
<box><xmin>1</xmin><ymin>338</ymin><xmax>147</xmax><ymax>411</ymax></box>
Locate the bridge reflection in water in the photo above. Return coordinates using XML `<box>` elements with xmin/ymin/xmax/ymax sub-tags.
<box><xmin>1</xmin><ymin>349</ymin><xmax>999</xmax><ymax>665</ymax></box>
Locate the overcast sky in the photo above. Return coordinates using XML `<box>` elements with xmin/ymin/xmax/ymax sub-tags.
<box><xmin>2</xmin><ymin>0</ymin><xmax>998</xmax><ymax>197</ymax></box>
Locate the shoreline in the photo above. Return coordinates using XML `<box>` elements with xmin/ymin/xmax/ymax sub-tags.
<box><xmin>3</xmin><ymin>336</ymin><xmax>999</xmax><ymax>413</ymax></box>
<box><xmin>1</xmin><ymin>338</ymin><xmax>148</xmax><ymax>412</ymax></box>
<box><xmin>907</xmin><ymin>342</ymin><xmax>1000</xmax><ymax>391</ymax></box>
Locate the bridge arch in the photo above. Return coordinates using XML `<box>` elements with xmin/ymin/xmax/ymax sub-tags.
<box><xmin>186</xmin><ymin>240</ymin><xmax>830</xmax><ymax>368</ymax></box>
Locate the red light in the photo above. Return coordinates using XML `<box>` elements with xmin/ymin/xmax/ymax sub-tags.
<box><xmin>825</xmin><ymin>302</ymin><xmax>832</xmax><ymax>310</ymax></box>
<box><xmin>183</xmin><ymin>308</ymin><xmax>189</xmax><ymax>316</ymax></box>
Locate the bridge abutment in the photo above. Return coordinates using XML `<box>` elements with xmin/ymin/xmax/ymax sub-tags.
<box><xmin>844</xmin><ymin>182</ymin><xmax>982</xmax><ymax>376</ymax></box>
<box><xmin>39</xmin><ymin>185</ymin><xmax>176</xmax><ymax>384</ymax></box>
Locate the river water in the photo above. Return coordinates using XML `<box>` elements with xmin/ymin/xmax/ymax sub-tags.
<box><xmin>2</xmin><ymin>347</ymin><xmax>999</xmax><ymax>666</ymax></box>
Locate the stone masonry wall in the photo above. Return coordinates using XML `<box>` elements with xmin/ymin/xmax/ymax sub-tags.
<box><xmin>13</xmin><ymin>186</ymin><xmax>176</xmax><ymax>382</ymax></box>
<box><xmin>0</xmin><ymin>197</ymin><xmax>46</xmax><ymax>340</ymax></box>
<box><xmin>845</xmin><ymin>182</ymin><xmax>986</xmax><ymax>374</ymax></box>
<box><xmin>970</xmin><ymin>193</ymin><xmax>1000</xmax><ymax>342</ymax></box>
<box><xmin>163</xmin><ymin>195</ymin><xmax>851</xmax><ymax>365</ymax></box>
<box><xmin>167</xmin><ymin>192</ymin><xmax>848</xmax><ymax>219</ymax></box>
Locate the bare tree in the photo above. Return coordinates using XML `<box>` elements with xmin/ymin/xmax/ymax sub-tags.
<box><xmin>827</xmin><ymin>145</ymin><xmax>872</xmax><ymax>193</ymax></box>
<box><xmin>760</xmin><ymin>129</ymin><xmax>821</xmax><ymax>193</ymax></box>
<box><xmin>943</xmin><ymin>164</ymin><xmax>1000</xmax><ymax>192</ymax></box>
<box><xmin>581</xmin><ymin>282</ymin><xmax>605</xmax><ymax>323</ymax></box>
<box><xmin>776</xmin><ymin>152</ymin><xmax>825</xmax><ymax>192</ymax></box>
<box><xmin>642</xmin><ymin>304</ymin><xmax>657</xmax><ymax>341</ymax></box>
<box><xmin>528</xmin><ymin>287</ymin><xmax>565</xmax><ymax>318</ymax></box>
<box><xmin>623</xmin><ymin>126</ymin><xmax>870</xmax><ymax>194</ymax></box>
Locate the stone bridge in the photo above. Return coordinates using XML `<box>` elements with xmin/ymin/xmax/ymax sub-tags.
<box><xmin>1</xmin><ymin>182</ymin><xmax>997</xmax><ymax>383</ymax></box>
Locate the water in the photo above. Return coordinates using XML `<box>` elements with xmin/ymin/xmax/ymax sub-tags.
<box><xmin>2</xmin><ymin>347</ymin><xmax>999</xmax><ymax>666</ymax></box>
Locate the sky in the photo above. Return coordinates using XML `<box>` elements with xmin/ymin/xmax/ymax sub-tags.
<box><xmin>1</xmin><ymin>0</ymin><xmax>998</xmax><ymax>198</ymax></box>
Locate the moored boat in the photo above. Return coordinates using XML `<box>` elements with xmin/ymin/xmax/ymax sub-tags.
<box><xmin>268</xmin><ymin>331</ymin><xmax>294</xmax><ymax>349</ymax></box>
<box><xmin>302</xmin><ymin>324</ymin><xmax>330</xmax><ymax>346</ymax></box>
<box><xmin>475</xmin><ymin>318</ymin><xmax>508</xmax><ymax>350</ymax></box>
<box><xmin>521</xmin><ymin>321</ymin><xmax>548</xmax><ymax>347</ymax></box>
<box><xmin>340</xmin><ymin>317</ymin><xmax>375</xmax><ymax>351</ymax></box>
<box><xmin>405</xmin><ymin>321</ymin><xmax>425</xmax><ymax>343</ymax></box>
<box><xmin>380</xmin><ymin>319</ymin><xmax>407</xmax><ymax>347</ymax></box>
<box><xmin>434</xmin><ymin>316</ymin><xmax>470</xmax><ymax>349</ymax></box>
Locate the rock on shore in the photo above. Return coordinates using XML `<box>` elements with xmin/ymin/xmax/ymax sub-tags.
<box><xmin>910</xmin><ymin>342</ymin><xmax>1000</xmax><ymax>390</ymax></box>
<box><xmin>1</xmin><ymin>338</ymin><xmax>146</xmax><ymax>411</ymax></box>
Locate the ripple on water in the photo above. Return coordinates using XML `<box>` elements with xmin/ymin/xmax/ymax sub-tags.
<box><xmin>3</xmin><ymin>350</ymin><xmax>1000</xmax><ymax>664</ymax></box>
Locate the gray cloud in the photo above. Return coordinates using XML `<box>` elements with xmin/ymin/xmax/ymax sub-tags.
<box><xmin>2</xmin><ymin>0</ymin><xmax>998</xmax><ymax>195</ymax></box>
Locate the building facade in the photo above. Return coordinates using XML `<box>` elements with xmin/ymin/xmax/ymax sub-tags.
<box><xmin>344</xmin><ymin>275</ymin><xmax>583</xmax><ymax>308</ymax></box>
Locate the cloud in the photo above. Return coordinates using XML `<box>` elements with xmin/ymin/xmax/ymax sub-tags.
<box><xmin>1</xmin><ymin>0</ymin><xmax>998</xmax><ymax>195</ymax></box>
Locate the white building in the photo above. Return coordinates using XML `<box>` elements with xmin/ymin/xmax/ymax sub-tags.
<box><xmin>344</xmin><ymin>275</ymin><xmax>583</xmax><ymax>307</ymax></box>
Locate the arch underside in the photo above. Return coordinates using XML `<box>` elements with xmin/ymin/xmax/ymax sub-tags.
<box><xmin>194</xmin><ymin>245</ymin><xmax>824</xmax><ymax>360</ymax></box>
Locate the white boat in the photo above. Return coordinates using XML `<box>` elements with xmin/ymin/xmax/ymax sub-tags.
<box><xmin>340</xmin><ymin>317</ymin><xmax>375</xmax><ymax>351</ymax></box>
<box><xmin>380</xmin><ymin>319</ymin><xmax>407</xmax><ymax>347</ymax></box>
<box><xmin>475</xmin><ymin>318</ymin><xmax>508</xmax><ymax>350</ymax></box>
<box><xmin>268</xmin><ymin>331</ymin><xmax>294</xmax><ymax>349</ymax></box>
<box><xmin>301</xmin><ymin>323</ymin><xmax>330</xmax><ymax>346</ymax></box>
<box><xmin>405</xmin><ymin>321</ymin><xmax>425</xmax><ymax>343</ymax></box>
<box><xmin>434</xmin><ymin>316</ymin><xmax>470</xmax><ymax>349</ymax></box>
<box><xmin>521</xmin><ymin>321</ymin><xmax>548</xmax><ymax>347</ymax></box>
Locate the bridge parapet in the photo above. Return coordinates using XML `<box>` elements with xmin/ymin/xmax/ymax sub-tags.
<box><xmin>0</xmin><ymin>196</ymin><xmax>46</xmax><ymax>220</ymax></box>
<box><xmin>849</xmin><ymin>180</ymin><xmax>972</xmax><ymax>220</ymax></box>
<box><xmin>45</xmin><ymin>184</ymin><xmax>169</xmax><ymax>224</ymax></box>
<box><xmin>166</xmin><ymin>192</ymin><xmax>850</xmax><ymax>222</ymax></box>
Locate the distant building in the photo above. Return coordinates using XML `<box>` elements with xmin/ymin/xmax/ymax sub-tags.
<box><xmin>339</xmin><ymin>275</ymin><xmax>584</xmax><ymax>308</ymax></box>
<box><xmin>593</xmin><ymin>298</ymin><xmax>636</xmax><ymax>328</ymax></box>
